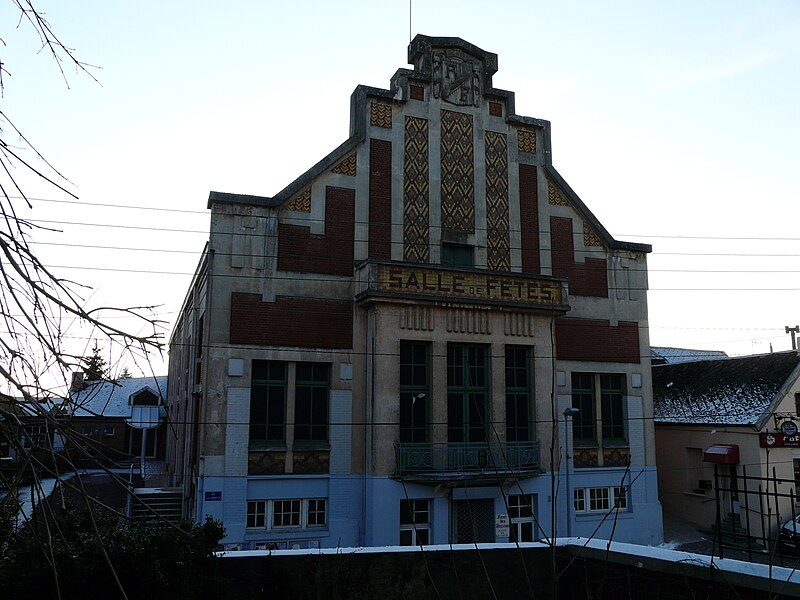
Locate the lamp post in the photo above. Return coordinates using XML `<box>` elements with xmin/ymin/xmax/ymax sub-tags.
<box><xmin>563</xmin><ymin>407</ymin><xmax>580</xmax><ymax>538</ymax></box>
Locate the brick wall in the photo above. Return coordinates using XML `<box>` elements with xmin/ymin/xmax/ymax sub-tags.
<box><xmin>555</xmin><ymin>318</ymin><xmax>640</xmax><ymax>363</ymax></box>
<box><xmin>519</xmin><ymin>164</ymin><xmax>540</xmax><ymax>273</ymax></box>
<box><xmin>230</xmin><ymin>294</ymin><xmax>353</xmax><ymax>349</ymax></box>
<box><xmin>550</xmin><ymin>216</ymin><xmax>607</xmax><ymax>297</ymax></box>
<box><xmin>277</xmin><ymin>186</ymin><xmax>355</xmax><ymax>276</ymax></box>
<box><xmin>369</xmin><ymin>139</ymin><xmax>392</xmax><ymax>260</ymax></box>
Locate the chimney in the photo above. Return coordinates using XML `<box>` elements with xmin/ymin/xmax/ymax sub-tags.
<box><xmin>70</xmin><ymin>372</ymin><xmax>85</xmax><ymax>392</ymax></box>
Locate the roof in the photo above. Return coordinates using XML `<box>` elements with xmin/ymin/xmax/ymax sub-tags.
<box><xmin>653</xmin><ymin>351</ymin><xmax>800</xmax><ymax>426</ymax></box>
<box><xmin>651</xmin><ymin>346</ymin><xmax>729</xmax><ymax>365</ymax></box>
<box><xmin>70</xmin><ymin>376</ymin><xmax>167</xmax><ymax>419</ymax></box>
<box><xmin>206</xmin><ymin>35</ymin><xmax>651</xmax><ymax>255</ymax></box>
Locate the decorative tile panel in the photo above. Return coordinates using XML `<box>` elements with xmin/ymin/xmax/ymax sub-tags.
<box><xmin>440</xmin><ymin>110</ymin><xmax>475</xmax><ymax>233</ymax></box>
<box><xmin>370</xmin><ymin>102</ymin><xmax>393</xmax><ymax>128</ymax></box>
<box><xmin>548</xmin><ymin>181</ymin><xmax>569</xmax><ymax>206</ymax></box>
<box><xmin>403</xmin><ymin>117</ymin><xmax>430</xmax><ymax>262</ymax></box>
<box><xmin>583</xmin><ymin>221</ymin><xmax>603</xmax><ymax>247</ymax></box>
<box><xmin>331</xmin><ymin>153</ymin><xmax>357</xmax><ymax>176</ymax></box>
<box><xmin>573</xmin><ymin>447</ymin><xmax>599</xmax><ymax>469</ymax></box>
<box><xmin>285</xmin><ymin>188</ymin><xmax>311</xmax><ymax>213</ymax></box>
<box><xmin>485</xmin><ymin>131</ymin><xmax>510</xmax><ymax>271</ymax></box>
<box><xmin>518</xmin><ymin>130</ymin><xmax>536</xmax><ymax>154</ymax></box>
<box><xmin>603</xmin><ymin>447</ymin><xmax>630</xmax><ymax>468</ymax></box>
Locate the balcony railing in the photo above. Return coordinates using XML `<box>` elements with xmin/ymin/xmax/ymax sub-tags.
<box><xmin>395</xmin><ymin>441</ymin><xmax>540</xmax><ymax>476</ymax></box>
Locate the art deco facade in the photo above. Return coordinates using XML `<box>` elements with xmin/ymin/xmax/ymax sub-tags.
<box><xmin>167</xmin><ymin>36</ymin><xmax>662</xmax><ymax>549</ymax></box>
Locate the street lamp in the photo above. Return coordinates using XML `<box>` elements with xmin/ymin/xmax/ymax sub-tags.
<box><xmin>563</xmin><ymin>407</ymin><xmax>580</xmax><ymax>538</ymax></box>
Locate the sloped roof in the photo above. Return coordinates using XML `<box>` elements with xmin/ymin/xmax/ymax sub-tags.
<box><xmin>651</xmin><ymin>346</ymin><xmax>729</xmax><ymax>365</ymax></box>
<box><xmin>70</xmin><ymin>376</ymin><xmax>167</xmax><ymax>419</ymax></box>
<box><xmin>653</xmin><ymin>351</ymin><xmax>800</xmax><ymax>425</ymax></box>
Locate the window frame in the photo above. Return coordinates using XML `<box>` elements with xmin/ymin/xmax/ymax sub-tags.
<box><xmin>246</xmin><ymin>498</ymin><xmax>328</xmax><ymax>531</ymax></box>
<box><xmin>508</xmin><ymin>493</ymin><xmax>536</xmax><ymax>543</ymax></box>
<box><xmin>571</xmin><ymin>373</ymin><xmax>596</xmax><ymax>443</ymax></box>
<box><xmin>600</xmin><ymin>374</ymin><xmax>626</xmax><ymax>442</ymax></box>
<box><xmin>571</xmin><ymin>372</ymin><xmax>628</xmax><ymax>447</ymax></box>
<box><xmin>399</xmin><ymin>498</ymin><xmax>431</xmax><ymax>546</ymax></box>
<box><xmin>294</xmin><ymin>363</ymin><xmax>330</xmax><ymax>444</ymax></box>
<box><xmin>441</xmin><ymin>243</ymin><xmax>474</xmax><ymax>268</ymax></box>
<box><xmin>505</xmin><ymin>346</ymin><xmax>533</xmax><ymax>443</ymax></box>
<box><xmin>249</xmin><ymin>360</ymin><xmax>288</xmax><ymax>447</ymax></box>
<box><xmin>447</xmin><ymin>344</ymin><xmax>489</xmax><ymax>443</ymax></box>
<box><xmin>399</xmin><ymin>341</ymin><xmax>430</xmax><ymax>444</ymax></box>
<box><xmin>573</xmin><ymin>486</ymin><xmax>629</xmax><ymax>514</ymax></box>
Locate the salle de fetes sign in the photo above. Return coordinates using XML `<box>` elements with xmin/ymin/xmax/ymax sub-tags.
<box><xmin>377</xmin><ymin>264</ymin><xmax>563</xmax><ymax>306</ymax></box>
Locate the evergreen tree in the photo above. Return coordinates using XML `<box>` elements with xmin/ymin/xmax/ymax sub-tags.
<box><xmin>82</xmin><ymin>341</ymin><xmax>107</xmax><ymax>381</ymax></box>
<box><xmin>118</xmin><ymin>367</ymin><xmax>133</xmax><ymax>379</ymax></box>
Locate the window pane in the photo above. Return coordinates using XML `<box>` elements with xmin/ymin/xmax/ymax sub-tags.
<box><xmin>448</xmin><ymin>393</ymin><xmax>464</xmax><ymax>442</ymax></box>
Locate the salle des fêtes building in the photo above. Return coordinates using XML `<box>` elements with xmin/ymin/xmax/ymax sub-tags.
<box><xmin>166</xmin><ymin>35</ymin><xmax>662</xmax><ymax>550</ymax></box>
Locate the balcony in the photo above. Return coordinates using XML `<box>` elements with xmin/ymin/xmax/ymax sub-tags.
<box><xmin>394</xmin><ymin>442</ymin><xmax>541</xmax><ymax>483</ymax></box>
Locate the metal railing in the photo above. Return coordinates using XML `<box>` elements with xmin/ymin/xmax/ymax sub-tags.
<box><xmin>395</xmin><ymin>441</ymin><xmax>540</xmax><ymax>475</ymax></box>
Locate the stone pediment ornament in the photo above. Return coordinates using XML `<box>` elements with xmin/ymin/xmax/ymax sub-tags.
<box><xmin>432</xmin><ymin>51</ymin><xmax>482</xmax><ymax>107</ymax></box>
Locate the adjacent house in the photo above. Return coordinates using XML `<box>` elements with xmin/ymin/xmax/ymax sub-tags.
<box><xmin>70</xmin><ymin>375</ymin><xmax>168</xmax><ymax>471</ymax></box>
<box><xmin>166</xmin><ymin>35</ymin><xmax>662</xmax><ymax>550</ymax></box>
<box><xmin>653</xmin><ymin>350</ymin><xmax>800</xmax><ymax>539</ymax></box>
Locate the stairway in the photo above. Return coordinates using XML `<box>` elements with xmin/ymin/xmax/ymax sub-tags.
<box><xmin>129</xmin><ymin>487</ymin><xmax>183</xmax><ymax>523</ymax></box>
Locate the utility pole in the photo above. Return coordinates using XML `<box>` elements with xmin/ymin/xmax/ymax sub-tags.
<box><xmin>786</xmin><ymin>325</ymin><xmax>799</xmax><ymax>350</ymax></box>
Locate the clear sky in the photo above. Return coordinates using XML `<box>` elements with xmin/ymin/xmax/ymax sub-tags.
<box><xmin>2</xmin><ymin>0</ymin><xmax>799</xmax><ymax>378</ymax></box>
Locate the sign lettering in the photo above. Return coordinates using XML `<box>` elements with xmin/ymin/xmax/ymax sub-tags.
<box><xmin>378</xmin><ymin>265</ymin><xmax>563</xmax><ymax>306</ymax></box>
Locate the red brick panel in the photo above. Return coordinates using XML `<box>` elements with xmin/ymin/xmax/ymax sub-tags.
<box><xmin>519</xmin><ymin>164</ymin><xmax>540</xmax><ymax>273</ymax></box>
<box><xmin>555</xmin><ymin>318</ymin><xmax>640</xmax><ymax>363</ymax></box>
<box><xmin>277</xmin><ymin>187</ymin><xmax>355</xmax><ymax>276</ymax></box>
<box><xmin>230</xmin><ymin>293</ymin><xmax>353</xmax><ymax>349</ymax></box>
<box><xmin>369</xmin><ymin>139</ymin><xmax>392</xmax><ymax>260</ymax></box>
<box><xmin>410</xmin><ymin>85</ymin><xmax>424</xmax><ymax>100</ymax></box>
<box><xmin>550</xmin><ymin>216</ymin><xmax>607</xmax><ymax>297</ymax></box>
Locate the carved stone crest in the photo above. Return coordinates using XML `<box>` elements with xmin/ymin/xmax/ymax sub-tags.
<box><xmin>432</xmin><ymin>52</ymin><xmax>481</xmax><ymax>107</ymax></box>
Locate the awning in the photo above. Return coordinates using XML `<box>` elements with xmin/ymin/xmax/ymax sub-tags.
<box><xmin>703</xmin><ymin>444</ymin><xmax>740</xmax><ymax>465</ymax></box>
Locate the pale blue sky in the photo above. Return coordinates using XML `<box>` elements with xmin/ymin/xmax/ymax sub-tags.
<box><xmin>2</xmin><ymin>0</ymin><xmax>799</xmax><ymax>375</ymax></box>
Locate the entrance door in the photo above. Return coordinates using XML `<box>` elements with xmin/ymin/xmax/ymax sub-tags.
<box><xmin>720</xmin><ymin>465</ymin><xmax>741</xmax><ymax>524</ymax></box>
<box><xmin>452</xmin><ymin>499</ymin><xmax>494</xmax><ymax>543</ymax></box>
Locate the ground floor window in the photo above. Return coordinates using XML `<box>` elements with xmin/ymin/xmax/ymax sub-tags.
<box><xmin>508</xmin><ymin>494</ymin><xmax>536</xmax><ymax>542</ymax></box>
<box><xmin>246</xmin><ymin>498</ymin><xmax>327</xmax><ymax>530</ymax></box>
<box><xmin>400</xmin><ymin>499</ymin><xmax>431</xmax><ymax>546</ymax></box>
<box><xmin>574</xmin><ymin>486</ymin><xmax>628</xmax><ymax>513</ymax></box>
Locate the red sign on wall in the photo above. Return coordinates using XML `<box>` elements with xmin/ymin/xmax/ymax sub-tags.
<box><xmin>760</xmin><ymin>432</ymin><xmax>800</xmax><ymax>448</ymax></box>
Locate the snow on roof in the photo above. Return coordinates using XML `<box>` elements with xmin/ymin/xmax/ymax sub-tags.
<box><xmin>70</xmin><ymin>376</ymin><xmax>167</xmax><ymax>418</ymax></box>
<box><xmin>653</xmin><ymin>351</ymin><xmax>800</xmax><ymax>425</ymax></box>
<box><xmin>651</xmin><ymin>346</ymin><xmax>729</xmax><ymax>365</ymax></box>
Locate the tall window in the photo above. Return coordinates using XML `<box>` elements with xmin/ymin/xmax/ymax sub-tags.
<box><xmin>447</xmin><ymin>345</ymin><xmax>488</xmax><ymax>443</ymax></box>
<box><xmin>571</xmin><ymin>373</ymin><xmax>595</xmax><ymax>442</ymax></box>
<box><xmin>400</xmin><ymin>341</ymin><xmax>429</xmax><ymax>443</ymax></box>
<box><xmin>571</xmin><ymin>373</ymin><xmax>627</xmax><ymax>444</ymax></box>
<box><xmin>600</xmin><ymin>374</ymin><xmax>625</xmax><ymax>441</ymax></box>
<box><xmin>250</xmin><ymin>361</ymin><xmax>287</xmax><ymax>446</ymax></box>
<box><xmin>505</xmin><ymin>347</ymin><xmax>532</xmax><ymax>442</ymax></box>
<box><xmin>294</xmin><ymin>363</ymin><xmax>330</xmax><ymax>443</ymax></box>
<box><xmin>400</xmin><ymin>499</ymin><xmax>431</xmax><ymax>546</ymax></box>
<box><xmin>508</xmin><ymin>494</ymin><xmax>536</xmax><ymax>542</ymax></box>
